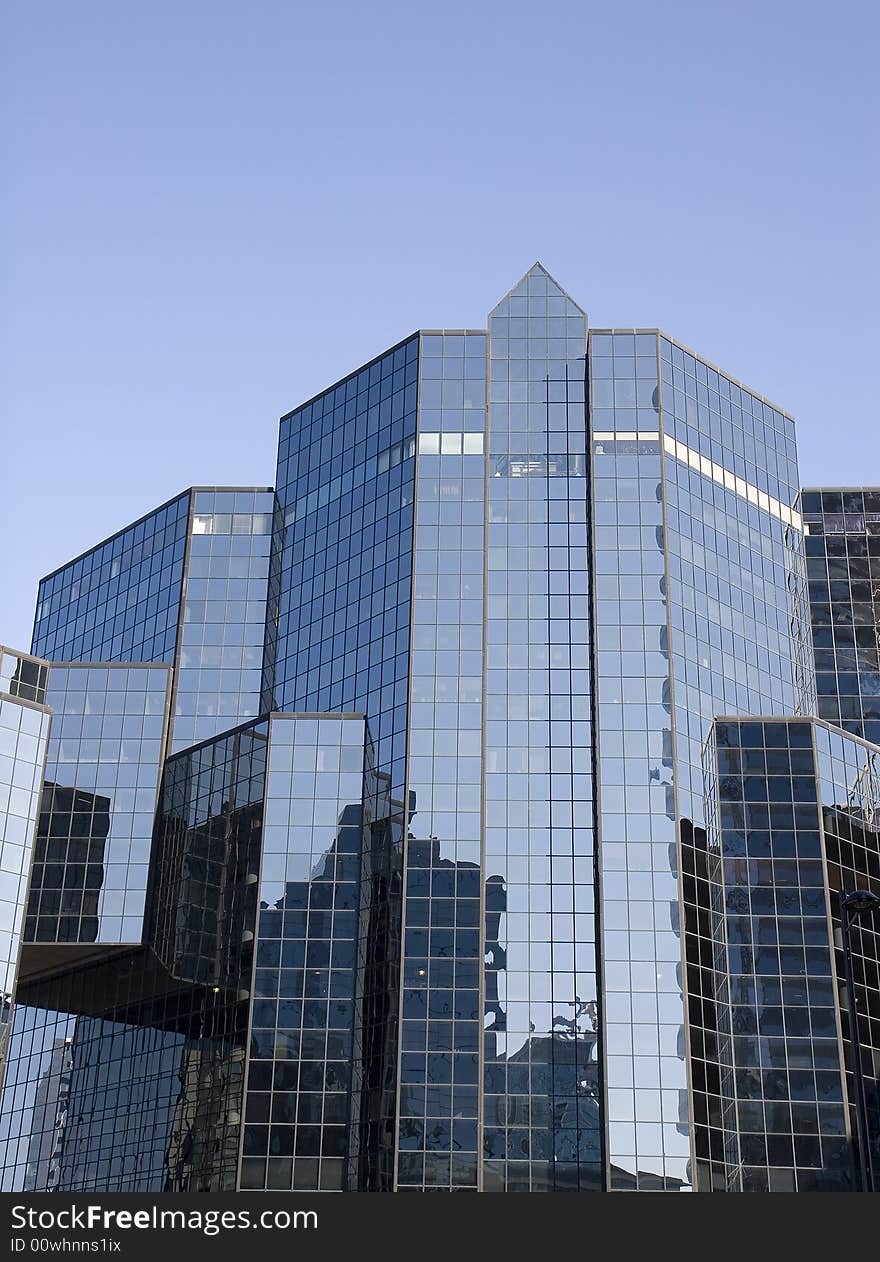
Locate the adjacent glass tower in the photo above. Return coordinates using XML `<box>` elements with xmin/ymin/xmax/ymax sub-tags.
<box><xmin>1</xmin><ymin>266</ymin><xmax>877</xmax><ymax>1193</ymax></box>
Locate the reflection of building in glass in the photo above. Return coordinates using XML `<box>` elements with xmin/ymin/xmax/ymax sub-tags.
<box><xmin>4</xmin><ymin>716</ymin><xmax>269</xmax><ymax>1193</ymax></box>
<box><xmin>28</xmin><ymin>784</ymin><xmax>110</xmax><ymax>943</ymax></box>
<box><xmin>24</xmin><ymin>1034</ymin><xmax>73</xmax><ymax>1192</ymax></box>
<box><xmin>240</xmin><ymin>715</ymin><xmax>401</xmax><ymax>1193</ymax></box>
<box><xmin>2</xmin><ymin>270</ymin><xmax>879</xmax><ymax>1193</ymax></box>
<box><xmin>23</xmin><ymin>664</ymin><xmax>172</xmax><ymax>947</ymax></box>
<box><xmin>482</xmin><ymin>854</ymin><xmax>602</xmax><ymax>1192</ymax></box>
<box><xmin>5</xmin><ymin>935</ymin><xmax>253</xmax><ymax>1191</ymax></box>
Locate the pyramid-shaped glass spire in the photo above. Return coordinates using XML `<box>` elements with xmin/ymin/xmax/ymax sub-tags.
<box><xmin>489</xmin><ymin>262</ymin><xmax>586</xmax><ymax>321</ymax></box>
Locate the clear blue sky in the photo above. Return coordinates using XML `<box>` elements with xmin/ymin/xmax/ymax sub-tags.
<box><xmin>2</xmin><ymin>1</ymin><xmax>877</xmax><ymax>650</ymax></box>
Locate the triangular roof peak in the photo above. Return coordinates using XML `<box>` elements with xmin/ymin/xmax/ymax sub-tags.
<box><xmin>489</xmin><ymin>263</ymin><xmax>586</xmax><ymax>319</ymax></box>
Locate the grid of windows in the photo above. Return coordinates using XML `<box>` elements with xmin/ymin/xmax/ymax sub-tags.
<box><xmin>24</xmin><ymin>665</ymin><xmax>171</xmax><ymax>945</ymax></box>
<box><xmin>658</xmin><ymin>338</ymin><xmax>798</xmax><ymax>507</ymax></box>
<box><xmin>32</xmin><ymin>1013</ymin><xmax>188</xmax><ymax>1192</ymax></box>
<box><xmin>665</xmin><ymin>455</ymin><xmax>797</xmax><ymax>808</ymax></box>
<box><xmin>32</xmin><ymin>494</ymin><xmax>190</xmax><ymax>665</ymax></box>
<box><xmin>241</xmin><ymin>716</ymin><xmax>369</xmax><ymax>1192</ymax></box>
<box><xmin>1</xmin><ymin>1005</ymin><xmax>76</xmax><ymax>1190</ymax></box>
<box><xmin>396</xmin><ymin>332</ymin><xmax>485</xmax><ymax>1191</ymax></box>
<box><xmin>705</xmin><ymin>719</ymin><xmax>852</xmax><ymax>1191</ymax></box>
<box><xmin>799</xmin><ymin>489</ymin><xmax>880</xmax><ymax>747</ymax></box>
<box><xmin>172</xmin><ymin>489</ymin><xmax>276</xmax><ymax>753</ymax></box>
<box><xmin>483</xmin><ymin>266</ymin><xmax>599</xmax><ymax>1193</ymax></box>
<box><xmin>589</xmin><ymin>332</ymin><xmax>659</xmax><ymax>434</ymax></box>
<box><xmin>274</xmin><ymin>338</ymin><xmax>418</xmax><ymax>797</ymax></box>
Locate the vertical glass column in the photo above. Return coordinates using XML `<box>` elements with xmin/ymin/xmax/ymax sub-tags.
<box><xmin>172</xmin><ymin>489</ymin><xmax>276</xmax><ymax>753</ymax></box>
<box><xmin>395</xmin><ymin>332</ymin><xmax>485</xmax><ymax>1191</ymax></box>
<box><xmin>0</xmin><ymin>650</ymin><xmax>51</xmax><ymax>1086</ymax></box>
<box><xmin>589</xmin><ymin>334</ymin><xmax>684</xmax><ymax>1189</ymax></box>
<box><xmin>483</xmin><ymin>266</ymin><xmax>598</xmax><ymax>1192</ymax></box>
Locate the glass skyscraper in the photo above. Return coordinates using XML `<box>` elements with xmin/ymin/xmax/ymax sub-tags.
<box><xmin>1</xmin><ymin>266</ymin><xmax>877</xmax><ymax>1193</ymax></box>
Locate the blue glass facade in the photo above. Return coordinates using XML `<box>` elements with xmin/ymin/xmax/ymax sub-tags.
<box><xmin>274</xmin><ymin>339</ymin><xmax>418</xmax><ymax>796</ymax></box>
<box><xmin>32</xmin><ymin>494</ymin><xmax>190</xmax><ymax>665</ymax></box>
<box><xmin>30</xmin><ymin>487</ymin><xmax>277</xmax><ymax>758</ymax></box>
<box><xmin>2</xmin><ymin>267</ymin><xmax>879</xmax><ymax>1194</ymax></box>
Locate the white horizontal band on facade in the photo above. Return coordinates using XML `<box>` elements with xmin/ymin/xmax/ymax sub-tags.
<box><xmin>592</xmin><ymin>431</ymin><xmax>660</xmax><ymax>443</ymax></box>
<box><xmin>415</xmin><ymin>428</ymin><xmax>800</xmax><ymax>529</ymax></box>
<box><xmin>590</xmin><ymin>428</ymin><xmax>800</xmax><ymax>529</ymax></box>
<box><xmin>417</xmin><ymin>432</ymin><xmax>484</xmax><ymax>455</ymax></box>
<box><xmin>660</xmin><ymin>433</ymin><xmax>802</xmax><ymax>530</ymax></box>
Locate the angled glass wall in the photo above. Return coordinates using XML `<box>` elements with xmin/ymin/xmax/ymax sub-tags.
<box><xmin>591</xmin><ymin>329</ymin><xmax>803</xmax><ymax>1190</ymax></box>
<box><xmin>24</xmin><ymin>664</ymin><xmax>172</xmax><ymax>946</ymax></box>
<box><xmin>660</xmin><ymin>340</ymin><xmax>803</xmax><ymax>1192</ymax></box>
